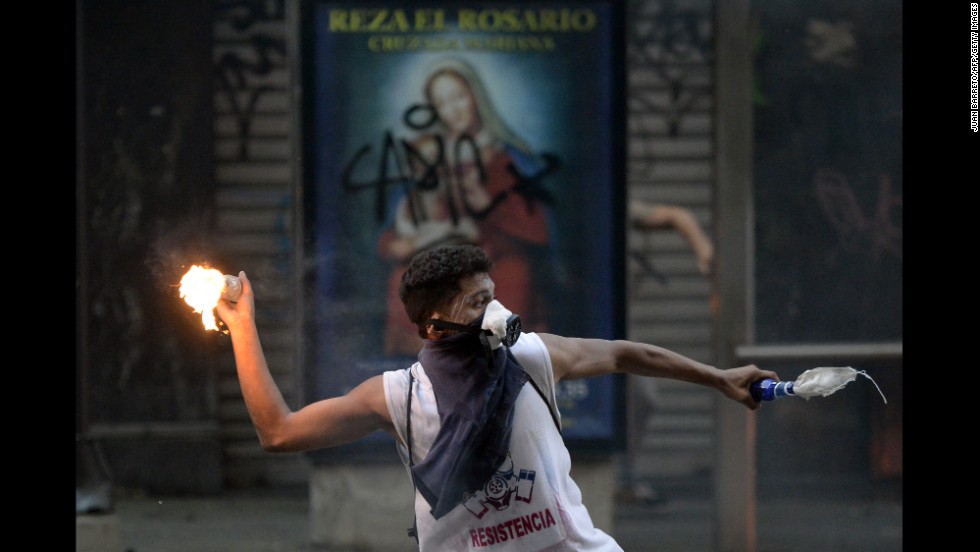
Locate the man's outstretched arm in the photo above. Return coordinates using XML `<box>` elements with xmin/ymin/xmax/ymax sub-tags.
<box><xmin>538</xmin><ymin>333</ymin><xmax>778</xmax><ymax>410</ymax></box>
<box><xmin>216</xmin><ymin>271</ymin><xmax>395</xmax><ymax>452</ymax></box>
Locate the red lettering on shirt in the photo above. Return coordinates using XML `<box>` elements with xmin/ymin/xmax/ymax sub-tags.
<box><xmin>469</xmin><ymin>507</ymin><xmax>556</xmax><ymax>547</ymax></box>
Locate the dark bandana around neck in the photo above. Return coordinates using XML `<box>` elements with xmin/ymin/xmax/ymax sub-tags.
<box><xmin>412</xmin><ymin>331</ymin><xmax>528</xmax><ymax>519</ymax></box>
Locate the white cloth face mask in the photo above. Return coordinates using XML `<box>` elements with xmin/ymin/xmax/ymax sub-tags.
<box><xmin>481</xmin><ymin>300</ymin><xmax>522</xmax><ymax>349</ymax></box>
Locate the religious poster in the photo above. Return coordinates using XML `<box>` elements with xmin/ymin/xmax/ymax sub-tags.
<box><xmin>302</xmin><ymin>0</ymin><xmax>626</xmax><ymax>457</ymax></box>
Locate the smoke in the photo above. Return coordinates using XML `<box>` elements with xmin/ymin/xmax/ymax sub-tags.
<box><xmin>143</xmin><ymin>216</ymin><xmax>221</xmax><ymax>296</ymax></box>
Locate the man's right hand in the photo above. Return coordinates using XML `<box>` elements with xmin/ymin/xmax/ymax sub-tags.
<box><xmin>215</xmin><ymin>270</ymin><xmax>255</xmax><ymax>333</ymax></box>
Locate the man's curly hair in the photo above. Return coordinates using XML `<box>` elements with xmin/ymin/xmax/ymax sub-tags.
<box><xmin>399</xmin><ymin>244</ymin><xmax>494</xmax><ymax>336</ymax></box>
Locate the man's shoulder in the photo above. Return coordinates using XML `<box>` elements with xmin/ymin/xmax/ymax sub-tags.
<box><xmin>511</xmin><ymin>333</ymin><xmax>553</xmax><ymax>384</ymax></box>
<box><xmin>380</xmin><ymin>363</ymin><xmax>423</xmax><ymax>398</ymax></box>
<box><xmin>512</xmin><ymin>332</ymin><xmax>547</xmax><ymax>360</ymax></box>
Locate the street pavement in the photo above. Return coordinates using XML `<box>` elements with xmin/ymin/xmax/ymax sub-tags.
<box><xmin>82</xmin><ymin>476</ymin><xmax>902</xmax><ymax>552</ymax></box>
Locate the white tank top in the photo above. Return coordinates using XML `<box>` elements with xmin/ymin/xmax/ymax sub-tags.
<box><xmin>383</xmin><ymin>332</ymin><xmax>623</xmax><ymax>551</ymax></box>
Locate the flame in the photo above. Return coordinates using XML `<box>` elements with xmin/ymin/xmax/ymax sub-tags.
<box><xmin>179</xmin><ymin>265</ymin><xmax>225</xmax><ymax>331</ymax></box>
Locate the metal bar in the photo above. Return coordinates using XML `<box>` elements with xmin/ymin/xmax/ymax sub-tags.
<box><xmin>735</xmin><ymin>342</ymin><xmax>903</xmax><ymax>362</ymax></box>
<box><xmin>713</xmin><ymin>0</ymin><xmax>756</xmax><ymax>549</ymax></box>
<box><xmin>85</xmin><ymin>422</ymin><xmax>222</xmax><ymax>440</ymax></box>
<box><xmin>76</xmin><ymin>0</ymin><xmax>90</xmax><ymax>437</ymax></box>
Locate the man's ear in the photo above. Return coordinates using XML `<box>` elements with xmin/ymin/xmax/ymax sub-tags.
<box><xmin>424</xmin><ymin>323</ymin><xmax>448</xmax><ymax>340</ymax></box>
<box><xmin>424</xmin><ymin>312</ymin><xmax>443</xmax><ymax>339</ymax></box>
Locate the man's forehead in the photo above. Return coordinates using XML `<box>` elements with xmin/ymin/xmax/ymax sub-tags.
<box><xmin>458</xmin><ymin>272</ymin><xmax>493</xmax><ymax>296</ymax></box>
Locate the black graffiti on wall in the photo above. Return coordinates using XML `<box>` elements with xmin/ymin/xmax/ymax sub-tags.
<box><xmin>215</xmin><ymin>0</ymin><xmax>288</xmax><ymax>160</ymax></box>
<box><xmin>753</xmin><ymin>0</ymin><xmax>903</xmax><ymax>342</ymax></box>
<box><xmin>813</xmin><ymin>169</ymin><xmax>902</xmax><ymax>263</ymax></box>
<box><xmin>627</xmin><ymin>0</ymin><xmax>712</xmax><ymax>137</ymax></box>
